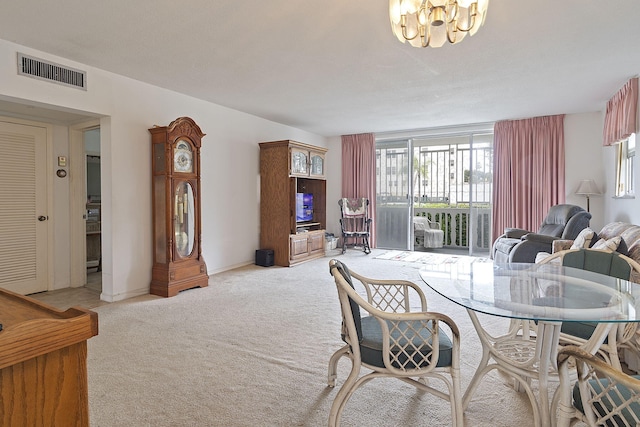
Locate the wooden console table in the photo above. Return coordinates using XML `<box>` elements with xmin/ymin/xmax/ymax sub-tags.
<box><xmin>0</xmin><ymin>288</ymin><xmax>98</xmax><ymax>426</ymax></box>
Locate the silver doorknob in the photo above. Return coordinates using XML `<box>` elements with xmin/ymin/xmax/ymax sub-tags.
<box><xmin>38</xmin><ymin>215</ymin><xmax>48</xmax><ymax>221</ymax></box>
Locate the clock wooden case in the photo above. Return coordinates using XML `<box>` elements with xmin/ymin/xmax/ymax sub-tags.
<box><xmin>149</xmin><ymin>117</ymin><xmax>208</xmax><ymax>297</ymax></box>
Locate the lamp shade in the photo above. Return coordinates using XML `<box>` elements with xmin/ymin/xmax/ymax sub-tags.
<box><xmin>575</xmin><ymin>179</ymin><xmax>601</xmax><ymax>196</ymax></box>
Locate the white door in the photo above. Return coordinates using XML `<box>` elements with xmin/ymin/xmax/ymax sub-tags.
<box><xmin>0</xmin><ymin>121</ymin><xmax>48</xmax><ymax>295</ymax></box>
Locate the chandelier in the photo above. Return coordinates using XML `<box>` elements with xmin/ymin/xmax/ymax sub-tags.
<box><xmin>389</xmin><ymin>0</ymin><xmax>489</xmax><ymax>48</ymax></box>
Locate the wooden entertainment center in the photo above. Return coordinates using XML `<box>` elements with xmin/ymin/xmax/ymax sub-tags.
<box><xmin>259</xmin><ymin>140</ymin><xmax>327</xmax><ymax>266</ymax></box>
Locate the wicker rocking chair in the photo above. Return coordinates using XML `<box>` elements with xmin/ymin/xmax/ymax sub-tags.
<box><xmin>338</xmin><ymin>198</ymin><xmax>372</xmax><ymax>254</ymax></box>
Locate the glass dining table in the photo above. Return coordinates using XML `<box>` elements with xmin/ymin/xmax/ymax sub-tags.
<box><xmin>419</xmin><ymin>261</ymin><xmax>640</xmax><ymax>427</ymax></box>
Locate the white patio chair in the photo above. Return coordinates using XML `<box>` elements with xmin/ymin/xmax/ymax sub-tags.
<box><xmin>538</xmin><ymin>248</ymin><xmax>640</xmax><ymax>370</ymax></box>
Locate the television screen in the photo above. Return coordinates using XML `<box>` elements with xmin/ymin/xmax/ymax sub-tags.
<box><xmin>296</xmin><ymin>193</ymin><xmax>313</xmax><ymax>222</ymax></box>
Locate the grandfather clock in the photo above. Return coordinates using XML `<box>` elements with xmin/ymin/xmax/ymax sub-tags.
<box><xmin>149</xmin><ymin>117</ymin><xmax>208</xmax><ymax>297</ymax></box>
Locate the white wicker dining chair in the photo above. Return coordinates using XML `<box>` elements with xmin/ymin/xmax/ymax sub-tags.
<box><xmin>537</xmin><ymin>248</ymin><xmax>640</xmax><ymax>370</ymax></box>
<box><xmin>327</xmin><ymin>259</ymin><xmax>464</xmax><ymax>426</ymax></box>
<box><xmin>556</xmin><ymin>345</ymin><xmax>640</xmax><ymax>426</ymax></box>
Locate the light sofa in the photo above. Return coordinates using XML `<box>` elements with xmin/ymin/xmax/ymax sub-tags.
<box><xmin>553</xmin><ymin>222</ymin><xmax>640</xmax><ymax>278</ymax></box>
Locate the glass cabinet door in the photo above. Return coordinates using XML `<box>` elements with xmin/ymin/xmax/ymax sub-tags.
<box><xmin>290</xmin><ymin>148</ymin><xmax>309</xmax><ymax>176</ymax></box>
<box><xmin>174</xmin><ymin>181</ymin><xmax>195</xmax><ymax>258</ymax></box>
<box><xmin>310</xmin><ymin>152</ymin><xmax>325</xmax><ymax>177</ymax></box>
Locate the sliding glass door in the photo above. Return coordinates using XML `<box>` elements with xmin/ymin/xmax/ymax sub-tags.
<box><xmin>467</xmin><ymin>133</ymin><xmax>493</xmax><ymax>256</ymax></box>
<box><xmin>375</xmin><ymin>139</ymin><xmax>412</xmax><ymax>250</ymax></box>
<box><xmin>376</xmin><ymin>132</ymin><xmax>493</xmax><ymax>255</ymax></box>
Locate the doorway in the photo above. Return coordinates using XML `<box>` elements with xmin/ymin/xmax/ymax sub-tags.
<box><xmin>84</xmin><ymin>128</ymin><xmax>102</xmax><ymax>293</ymax></box>
<box><xmin>375</xmin><ymin>132</ymin><xmax>493</xmax><ymax>256</ymax></box>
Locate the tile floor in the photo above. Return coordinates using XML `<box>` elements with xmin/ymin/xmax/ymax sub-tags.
<box><xmin>28</xmin><ymin>272</ymin><xmax>106</xmax><ymax>311</ymax></box>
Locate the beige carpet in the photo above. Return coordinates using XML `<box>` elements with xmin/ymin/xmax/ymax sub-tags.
<box><xmin>87</xmin><ymin>249</ymin><xmax>541</xmax><ymax>426</ymax></box>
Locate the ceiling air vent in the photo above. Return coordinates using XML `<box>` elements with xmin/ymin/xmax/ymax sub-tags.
<box><xmin>17</xmin><ymin>53</ymin><xmax>87</xmax><ymax>90</ymax></box>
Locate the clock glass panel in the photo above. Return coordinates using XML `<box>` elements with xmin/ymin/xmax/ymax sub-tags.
<box><xmin>174</xmin><ymin>181</ymin><xmax>195</xmax><ymax>257</ymax></box>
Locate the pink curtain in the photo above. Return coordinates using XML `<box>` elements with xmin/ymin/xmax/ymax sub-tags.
<box><xmin>491</xmin><ymin>115</ymin><xmax>566</xmax><ymax>244</ymax></box>
<box><xmin>603</xmin><ymin>77</ymin><xmax>638</xmax><ymax>146</ymax></box>
<box><xmin>341</xmin><ymin>133</ymin><xmax>376</xmax><ymax>246</ymax></box>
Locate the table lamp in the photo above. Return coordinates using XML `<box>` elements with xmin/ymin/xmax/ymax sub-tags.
<box><xmin>575</xmin><ymin>179</ymin><xmax>601</xmax><ymax>212</ymax></box>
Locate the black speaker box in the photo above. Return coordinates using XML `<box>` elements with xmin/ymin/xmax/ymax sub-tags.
<box><xmin>255</xmin><ymin>249</ymin><xmax>274</xmax><ymax>267</ymax></box>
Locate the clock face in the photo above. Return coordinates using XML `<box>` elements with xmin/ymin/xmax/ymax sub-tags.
<box><xmin>173</xmin><ymin>140</ymin><xmax>193</xmax><ymax>173</ymax></box>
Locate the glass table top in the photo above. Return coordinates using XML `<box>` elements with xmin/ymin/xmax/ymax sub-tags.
<box><xmin>419</xmin><ymin>262</ymin><xmax>640</xmax><ymax>323</ymax></box>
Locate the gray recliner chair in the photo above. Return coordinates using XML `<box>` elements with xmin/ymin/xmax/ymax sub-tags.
<box><xmin>491</xmin><ymin>204</ymin><xmax>592</xmax><ymax>263</ymax></box>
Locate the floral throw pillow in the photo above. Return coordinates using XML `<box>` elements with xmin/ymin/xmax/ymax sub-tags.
<box><xmin>570</xmin><ymin>228</ymin><xmax>595</xmax><ymax>250</ymax></box>
<box><xmin>591</xmin><ymin>236</ymin><xmax>622</xmax><ymax>252</ymax></box>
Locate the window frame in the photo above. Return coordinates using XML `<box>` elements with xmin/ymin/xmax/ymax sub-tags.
<box><xmin>615</xmin><ymin>133</ymin><xmax>635</xmax><ymax>198</ymax></box>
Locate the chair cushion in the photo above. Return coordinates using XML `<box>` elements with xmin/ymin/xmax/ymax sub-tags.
<box><xmin>493</xmin><ymin>237</ymin><xmax>521</xmax><ymax>255</ymax></box>
<box><xmin>554</xmin><ymin>249</ymin><xmax>632</xmax><ymax>341</ymax></box>
<box><xmin>424</xmin><ymin>229</ymin><xmax>444</xmax><ymax>248</ymax></box>
<box><xmin>504</xmin><ymin>228</ymin><xmax>528</xmax><ymax>239</ymax></box>
<box><xmin>592</xmin><ymin>236</ymin><xmax>623</xmax><ymax>252</ymax></box>
<box><xmin>413</xmin><ymin>217</ymin><xmax>428</xmax><ymax>231</ymax></box>
<box><xmin>535</xmin><ymin>252</ymin><xmax>558</xmax><ymax>264</ymax></box>
<box><xmin>570</xmin><ymin>228</ymin><xmax>596</xmax><ymax>249</ymax></box>
<box><xmin>532</xmin><ymin>297</ymin><xmax>609</xmax><ymax>343</ymax></box>
<box><xmin>544</xmin><ymin>204</ymin><xmax>584</xmax><ymax>226</ymax></box>
<box><xmin>331</xmin><ymin>260</ymin><xmax>363</xmax><ymax>342</ymax></box>
<box><xmin>560</xmin><ymin>321</ymin><xmax>600</xmax><ymax>341</ymax></box>
<box><xmin>359</xmin><ymin>316</ymin><xmax>453</xmax><ymax>369</ymax></box>
<box><xmin>562</xmin><ymin>249</ymin><xmax>632</xmax><ymax>280</ymax></box>
<box><xmin>573</xmin><ymin>374</ymin><xmax>640</xmax><ymax>425</ymax></box>
<box><xmin>538</xmin><ymin>223</ymin><xmax>565</xmax><ymax>237</ymax></box>
<box><xmin>341</xmin><ymin>198</ymin><xmax>367</xmax><ymax>216</ymax></box>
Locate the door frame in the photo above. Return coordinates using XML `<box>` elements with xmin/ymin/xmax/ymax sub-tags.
<box><xmin>69</xmin><ymin>119</ymin><xmax>100</xmax><ymax>289</ymax></box>
<box><xmin>376</xmin><ymin>126</ymin><xmax>494</xmax><ymax>254</ymax></box>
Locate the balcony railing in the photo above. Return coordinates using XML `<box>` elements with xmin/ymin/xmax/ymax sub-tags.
<box><xmin>376</xmin><ymin>205</ymin><xmax>492</xmax><ymax>253</ymax></box>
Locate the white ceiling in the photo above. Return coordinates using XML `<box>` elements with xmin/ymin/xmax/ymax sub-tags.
<box><xmin>1</xmin><ymin>1</ymin><xmax>640</xmax><ymax>136</ymax></box>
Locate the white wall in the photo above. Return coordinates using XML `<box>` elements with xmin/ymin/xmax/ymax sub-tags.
<box><xmin>0</xmin><ymin>39</ymin><xmax>328</xmax><ymax>301</ymax></box>
<box><xmin>563</xmin><ymin>112</ymin><xmax>606</xmax><ymax>232</ymax></box>
<box><xmin>51</xmin><ymin>124</ymin><xmax>72</xmax><ymax>290</ymax></box>
<box><xmin>325</xmin><ymin>136</ymin><xmax>343</xmax><ymax>238</ymax></box>
<box><xmin>565</xmin><ymin>110</ymin><xmax>640</xmax><ymax>228</ymax></box>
